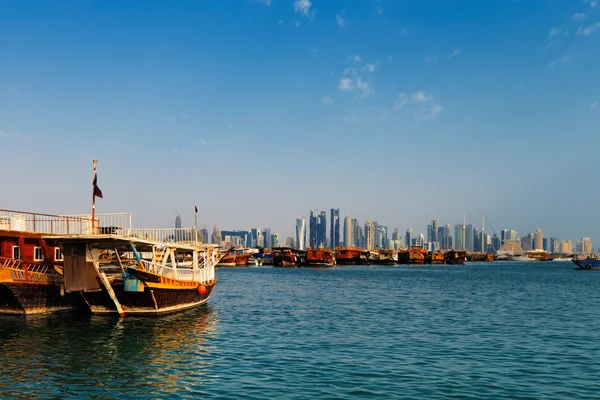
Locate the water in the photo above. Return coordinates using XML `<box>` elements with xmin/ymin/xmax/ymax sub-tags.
<box><xmin>2</xmin><ymin>262</ymin><xmax>600</xmax><ymax>399</ymax></box>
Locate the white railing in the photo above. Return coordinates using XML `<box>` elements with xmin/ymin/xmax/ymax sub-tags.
<box><xmin>0</xmin><ymin>209</ymin><xmax>132</xmax><ymax>235</ymax></box>
<box><xmin>139</xmin><ymin>252</ymin><xmax>216</xmax><ymax>284</ymax></box>
<box><xmin>128</xmin><ymin>228</ymin><xmax>199</xmax><ymax>244</ymax></box>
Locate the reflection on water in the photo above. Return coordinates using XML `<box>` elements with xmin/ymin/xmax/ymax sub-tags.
<box><xmin>0</xmin><ymin>306</ymin><xmax>219</xmax><ymax>398</ymax></box>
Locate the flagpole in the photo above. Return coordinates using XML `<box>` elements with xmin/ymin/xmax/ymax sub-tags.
<box><xmin>92</xmin><ymin>159</ymin><xmax>97</xmax><ymax>233</ymax></box>
<box><xmin>194</xmin><ymin>204</ymin><xmax>198</xmax><ymax>244</ymax></box>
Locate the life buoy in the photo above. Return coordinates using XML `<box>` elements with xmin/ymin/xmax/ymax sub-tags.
<box><xmin>197</xmin><ymin>285</ymin><xmax>207</xmax><ymax>295</ymax></box>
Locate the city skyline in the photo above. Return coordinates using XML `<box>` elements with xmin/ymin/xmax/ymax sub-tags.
<box><xmin>1</xmin><ymin>1</ymin><xmax>599</xmax><ymax>245</ymax></box>
<box><xmin>183</xmin><ymin>209</ymin><xmax>595</xmax><ymax>254</ymax></box>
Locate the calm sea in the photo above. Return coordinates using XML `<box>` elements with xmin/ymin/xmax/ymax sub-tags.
<box><xmin>1</xmin><ymin>262</ymin><xmax>600</xmax><ymax>399</ymax></box>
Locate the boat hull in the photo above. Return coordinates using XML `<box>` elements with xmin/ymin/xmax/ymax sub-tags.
<box><xmin>0</xmin><ymin>281</ymin><xmax>82</xmax><ymax>315</ymax></box>
<box><xmin>573</xmin><ymin>259</ymin><xmax>600</xmax><ymax>270</ymax></box>
<box><xmin>82</xmin><ymin>279</ymin><xmax>215</xmax><ymax>316</ymax></box>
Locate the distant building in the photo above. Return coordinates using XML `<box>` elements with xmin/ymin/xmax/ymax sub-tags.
<box><xmin>296</xmin><ymin>217</ymin><xmax>307</xmax><ymax>250</ymax></box>
<box><xmin>211</xmin><ymin>225</ymin><xmax>221</xmax><ymax>245</ymax></box>
<box><xmin>309</xmin><ymin>210</ymin><xmax>319</xmax><ymax>248</ymax></box>
<box><xmin>285</xmin><ymin>237</ymin><xmax>296</xmax><ymax>248</ymax></box>
<box><xmin>534</xmin><ymin>229</ymin><xmax>543</xmax><ymax>251</ymax></box>
<box><xmin>465</xmin><ymin>225</ymin><xmax>473</xmax><ymax>251</ymax></box>
<box><xmin>454</xmin><ymin>224</ymin><xmax>465</xmax><ymax>250</ymax></box>
<box><xmin>550</xmin><ymin>237</ymin><xmax>559</xmax><ymax>253</ymax></box>
<box><xmin>560</xmin><ymin>240</ymin><xmax>573</xmax><ymax>254</ymax></box>
<box><xmin>343</xmin><ymin>216</ymin><xmax>353</xmax><ymax>247</ymax></box>
<box><xmin>577</xmin><ymin>237</ymin><xmax>592</xmax><ymax>255</ymax></box>
<box><xmin>354</xmin><ymin>219</ymin><xmax>362</xmax><ymax>248</ymax></box>
<box><xmin>364</xmin><ymin>220</ymin><xmax>375</xmax><ymax>250</ymax></box>
<box><xmin>473</xmin><ymin>227</ymin><xmax>480</xmax><ymax>252</ymax></box>
<box><xmin>330</xmin><ymin>209</ymin><xmax>340</xmax><ymax>250</ymax></box>
<box><xmin>263</xmin><ymin>228</ymin><xmax>272</xmax><ymax>249</ymax></box>
<box><xmin>431</xmin><ymin>218</ymin><xmax>439</xmax><ymax>244</ymax></box>
<box><xmin>271</xmin><ymin>233</ymin><xmax>279</xmax><ymax>248</ymax></box>
<box><xmin>447</xmin><ymin>236</ymin><xmax>453</xmax><ymax>250</ymax></box>
<box><xmin>405</xmin><ymin>228</ymin><xmax>413</xmax><ymax>248</ymax></box>
<box><xmin>438</xmin><ymin>227</ymin><xmax>446</xmax><ymax>249</ymax></box>
<box><xmin>199</xmin><ymin>228</ymin><xmax>209</xmax><ymax>244</ymax></box>
<box><xmin>318</xmin><ymin>210</ymin><xmax>327</xmax><ymax>247</ymax></box>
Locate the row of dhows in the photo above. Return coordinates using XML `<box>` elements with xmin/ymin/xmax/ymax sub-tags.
<box><xmin>262</xmin><ymin>246</ymin><xmax>469</xmax><ymax>267</ymax></box>
<box><xmin>0</xmin><ymin>209</ymin><xmax>223</xmax><ymax>316</ymax></box>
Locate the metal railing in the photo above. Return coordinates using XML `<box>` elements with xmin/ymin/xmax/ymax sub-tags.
<box><xmin>129</xmin><ymin>228</ymin><xmax>200</xmax><ymax>244</ymax></box>
<box><xmin>0</xmin><ymin>209</ymin><xmax>132</xmax><ymax>235</ymax></box>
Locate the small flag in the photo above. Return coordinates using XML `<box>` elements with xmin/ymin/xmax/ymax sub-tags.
<box><xmin>93</xmin><ymin>173</ymin><xmax>103</xmax><ymax>199</ymax></box>
<box><xmin>195</xmin><ymin>204</ymin><xmax>198</xmax><ymax>213</ymax></box>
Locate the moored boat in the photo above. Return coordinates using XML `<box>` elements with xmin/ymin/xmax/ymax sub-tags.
<box><xmin>376</xmin><ymin>249</ymin><xmax>398</xmax><ymax>265</ymax></box>
<box><xmin>217</xmin><ymin>248</ymin><xmax>253</xmax><ymax>267</ymax></box>
<box><xmin>272</xmin><ymin>247</ymin><xmax>306</xmax><ymax>267</ymax></box>
<box><xmin>334</xmin><ymin>246</ymin><xmax>368</xmax><ymax>265</ymax></box>
<box><xmin>306</xmin><ymin>247</ymin><xmax>335</xmax><ymax>267</ymax></box>
<box><xmin>407</xmin><ymin>246</ymin><xmax>427</xmax><ymax>265</ymax></box>
<box><xmin>53</xmin><ymin>233</ymin><xmax>220</xmax><ymax>316</ymax></box>
<box><xmin>572</xmin><ymin>256</ymin><xmax>600</xmax><ymax>270</ymax></box>
<box><xmin>445</xmin><ymin>250</ymin><xmax>467</xmax><ymax>265</ymax></box>
<box><xmin>427</xmin><ymin>250</ymin><xmax>445</xmax><ymax>264</ymax></box>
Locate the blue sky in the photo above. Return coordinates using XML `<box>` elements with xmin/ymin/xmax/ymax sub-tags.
<box><xmin>1</xmin><ymin>0</ymin><xmax>599</xmax><ymax>245</ymax></box>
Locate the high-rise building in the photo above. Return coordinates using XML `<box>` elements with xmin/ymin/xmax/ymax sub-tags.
<box><xmin>343</xmin><ymin>215</ymin><xmax>353</xmax><ymax>247</ymax></box>
<box><xmin>309</xmin><ymin>210</ymin><xmax>318</xmax><ymax>248</ymax></box>
<box><xmin>534</xmin><ymin>229</ymin><xmax>543</xmax><ymax>251</ymax></box>
<box><xmin>473</xmin><ymin>227</ymin><xmax>480</xmax><ymax>252</ymax></box>
<box><xmin>550</xmin><ymin>237</ymin><xmax>559</xmax><ymax>253</ymax></box>
<box><xmin>199</xmin><ymin>228</ymin><xmax>209</xmax><ymax>244</ymax></box>
<box><xmin>354</xmin><ymin>219</ymin><xmax>362</xmax><ymax>248</ymax></box>
<box><xmin>271</xmin><ymin>233</ymin><xmax>279</xmax><ymax>248</ymax></box>
<box><xmin>285</xmin><ymin>237</ymin><xmax>296</xmax><ymax>248</ymax></box>
<box><xmin>417</xmin><ymin>233</ymin><xmax>425</xmax><ymax>246</ymax></box>
<box><xmin>364</xmin><ymin>220</ymin><xmax>375</xmax><ymax>250</ymax></box>
<box><xmin>405</xmin><ymin>228</ymin><xmax>413</xmax><ymax>248</ymax></box>
<box><xmin>447</xmin><ymin>236</ymin><xmax>453</xmax><ymax>250</ymax></box>
<box><xmin>491</xmin><ymin>234</ymin><xmax>501</xmax><ymax>252</ymax></box>
<box><xmin>296</xmin><ymin>217</ymin><xmax>306</xmax><ymax>250</ymax></box>
<box><xmin>577</xmin><ymin>237</ymin><xmax>592</xmax><ymax>255</ymax></box>
<box><xmin>378</xmin><ymin>225</ymin><xmax>388</xmax><ymax>249</ymax></box>
<box><xmin>561</xmin><ymin>240</ymin><xmax>573</xmax><ymax>254</ymax></box>
<box><xmin>175</xmin><ymin>214</ymin><xmax>182</xmax><ymax>229</ymax></box>
<box><xmin>454</xmin><ymin>224</ymin><xmax>465</xmax><ymax>250</ymax></box>
<box><xmin>465</xmin><ymin>225</ymin><xmax>473</xmax><ymax>251</ymax></box>
<box><xmin>431</xmin><ymin>218</ymin><xmax>439</xmax><ymax>244</ymax></box>
<box><xmin>211</xmin><ymin>225</ymin><xmax>221</xmax><ymax>245</ymax></box>
<box><xmin>263</xmin><ymin>228</ymin><xmax>272</xmax><ymax>249</ymax></box>
<box><xmin>330</xmin><ymin>209</ymin><xmax>340</xmax><ymax>250</ymax></box>
<box><xmin>438</xmin><ymin>227</ymin><xmax>446</xmax><ymax>249</ymax></box>
<box><xmin>318</xmin><ymin>210</ymin><xmax>327</xmax><ymax>247</ymax></box>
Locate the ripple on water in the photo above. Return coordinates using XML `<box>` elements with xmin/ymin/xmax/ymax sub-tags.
<box><xmin>1</xmin><ymin>263</ymin><xmax>600</xmax><ymax>399</ymax></box>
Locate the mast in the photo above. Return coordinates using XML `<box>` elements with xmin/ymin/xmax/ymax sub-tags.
<box><xmin>92</xmin><ymin>160</ymin><xmax>97</xmax><ymax>232</ymax></box>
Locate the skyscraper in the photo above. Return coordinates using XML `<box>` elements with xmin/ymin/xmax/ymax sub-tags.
<box><xmin>431</xmin><ymin>218</ymin><xmax>439</xmax><ymax>244</ymax></box>
<box><xmin>175</xmin><ymin>214</ymin><xmax>182</xmax><ymax>229</ymax></box>
<box><xmin>454</xmin><ymin>224</ymin><xmax>465</xmax><ymax>250</ymax></box>
<box><xmin>318</xmin><ymin>210</ymin><xmax>327</xmax><ymax>247</ymax></box>
<box><xmin>309</xmin><ymin>210</ymin><xmax>318</xmax><ymax>248</ymax></box>
<box><xmin>364</xmin><ymin>220</ymin><xmax>375</xmax><ymax>250</ymax></box>
<box><xmin>405</xmin><ymin>228</ymin><xmax>413</xmax><ymax>248</ymax></box>
<box><xmin>271</xmin><ymin>233</ymin><xmax>279</xmax><ymax>248</ymax></box>
<box><xmin>465</xmin><ymin>225</ymin><xmax>473</xmax><ymax>251</ymax></box>
<box><xmin>330</xmin><ymin>208</ymin><xmax>340</xmax><ymax>250</ymax></box>
<box><xmin>534</xmin><ymin>228</ymin><xmax>543</xmax><ymax>251</ymax></box>
<box><xmin>343</xmin><ymin>215</ymin><xmax>353</xmax><ymax>247</ymax></box>
<box><xmin>296</xmin><ymin>217</ymin><xmax>306</xmax><ymax>250</ymax></box>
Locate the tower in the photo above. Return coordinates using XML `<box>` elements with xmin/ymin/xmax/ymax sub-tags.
<box><xmin>296</xmin><ymin>217</ymin><xmax>306</xmax><ymax>250</ymax></box>
<box><xmin>534</xmin><ymin>228</ymin><xmax>543</xmax><ymax>251</ymax></box>
<box><xmin>330</xmin><ymin>208</ymin><xmax>340</xmax><ymax>250</ymax></box>
<box><xmin>343</xmin><ymin>215</ymin><xmax>353</xmax><ymax>247</ymax></box>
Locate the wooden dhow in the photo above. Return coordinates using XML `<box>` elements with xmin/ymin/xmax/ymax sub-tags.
<box><xmin>272</xmin><ymin>247</ymin><xmax>306</xmax><ymax>267</ymax></box>
<box><xmin>334</xmin><ymin>246</ymin><xmax>368</xmax><ymax>265</ymax></box>
<box><xmin>0</xmin><ymin>209</ymin><xmax>132</xmax><ymax>315</ymax></box>
<box><xmin>51</xmin><ymin>232</ymin><xmax>220</xmax><ymax>317</ymax></box>
<box><xmin>306</xmin><ymin>247</ymin><xmax>336</xmax><ymax>268</ymax></box>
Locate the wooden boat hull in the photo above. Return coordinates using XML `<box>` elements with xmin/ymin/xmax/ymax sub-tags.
<box><xmin>0</xmin><ymin>280</ymin><xmax>82</xmax><ymax>315</ymax></box>
<box><xmin>306</xmin><ymin>248</ymin><xmax>335</xmax><ymax>267</ymax></box>
<box><xmin>334</xmin><ymin>247</ymin><xmax>368</xmax><ymax>265</ymax></box>
<box><xmin>82</xmin><ymin>278</ymin><xmax>216</xmax><ymax>316</ymax></box>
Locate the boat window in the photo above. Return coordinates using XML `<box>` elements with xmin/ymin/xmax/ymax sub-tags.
<box><xmin>12</xmin><ymin>246</ymin><xmax>20</xmax><ymax>260</ymax></box>
<box><xmin>55</xmin><ymin>247</ymin><xmax>64</xmax><ymax>261</ymax></box>
<box><xmin>34</xmin><ymin>247</ymin><xmax>43</xmax><ymax>261</ymax></box>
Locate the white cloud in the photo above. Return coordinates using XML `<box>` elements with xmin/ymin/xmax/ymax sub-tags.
<box><xmin>573</xmin><ymin>13</ymin><xmax>587</xmax><ymax>21</ymax></box>
<box><xmin>577</xmin><ymin>21</ymin><xmax>600</xmax><ymax>35</ymax></box>
<box><xmin>393</xmin><ymin>93</ymin><xmax>408</xmax><ymax>110</ymax></box>
<box><xmin>424</xmin><ymin>55</ymin><xmax>437</xmax><ymax>63</ymax></box>
<box><xmin>591</xmin><ymin>102</ymin><xmax>598</xmax><ymax>109</ymax></box>
<box><xmin>393</xmin><ymin>90</ymin><xmax>443</xmax><ymax>122</ymax></box>
<box><xmin>448</xmin><ymin>48</ymin><xmax>461</xmax><ymax>58</ymax></box>
<box><xmin>586</xmin><ymin>0</ymin><xmax>598</xmax><ymax>8</ymax></box>
<box><xmin>355</xmin><ymin>78</ymin><xmax>371</xmax><ymax>95</ymax></box>
<box><xmin>561</xmin><ymin>54</ymin><xmax>572</xmax><ymax>64</ymax></box>
<box><xmin>294</xmin><ymin>20</ymin><xmax>301</xmax><ymax>28</ymax></box>
<box><xmin>339</xmin><ymin>78</ymin><xmax>354</xmax><ymax>91</ymax></box>
<box><xmin>294</xmin><ymin>0</ymin><xmax>312</xmax><ymax>17</ymax></box>
<box><xmin>198</xmin><ymin>139</ymin><xmax>206</xmax><ymax>146</ymax></box>
<box><xmin>549</xmin><ymin>27</ymin><xmax>562</xmax><ymax>37</ymax></box>
<box><xmin>366</xmin><ymin>63</ymin><xmax>376</xmax><ymax>72</ymax></box>
<box><xmin>322</xmin><ymin>95</ymin><xmax>334</xmax><ymax>106</ymax></box>
<box><xmin>412</xmin><ymin>91</ymin><xmax>433</xmax><ymax>103</ymax></box>
<box><xmin>544</xmin><ymin>41</ymin><xmax>556</xmax><ymax>51</ymax></box>
<box><xmin>336</xmin><ymin>13</ymin><xmax>348</xmax><ymax>28</ymax></box>
<box><xmin>353</xmin><ymin>54</ymin><xmax>361</xmax><ymax>62</ymax></box>
<box><xmin>256</xmin><ymin>0</ymin><xmax>271</xmax><ymax>5</ymax></box>
<box><xmin>278</xmin><ymin>19</ymin><xmax>284</xmax><ymax>24</ymax></box>
<box><xmin>397</xmin><ymin>28</ymin><xmax>408</xmax><ymax>36</ymax></box>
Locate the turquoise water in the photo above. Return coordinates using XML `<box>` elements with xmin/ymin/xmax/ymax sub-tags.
<box><xmin>1</xmin><ymin>262</ymin><xmax>600</xmax><ymax>399</ymax></box>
